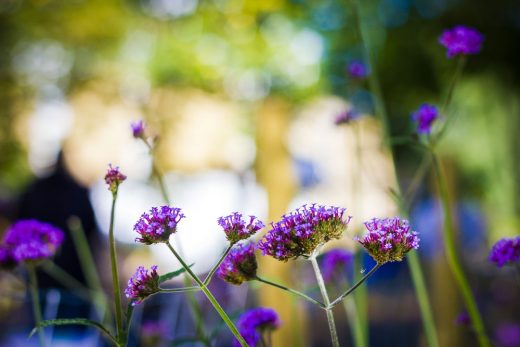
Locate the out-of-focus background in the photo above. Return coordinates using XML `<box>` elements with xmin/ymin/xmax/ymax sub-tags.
<box><xmin>0</xmin><ymin>0</ymin><xmax>519</xmax><ymax>346</ymax></box>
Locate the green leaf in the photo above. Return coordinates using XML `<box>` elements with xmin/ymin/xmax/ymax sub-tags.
<box><xmin>30</xmin><ymin>318</ymin><xmax>117</xmax><ymax>345</ymax></box>
<box><xmin>159</xmin><ymin>264</ymin><xmax>193</xmax><ymax>283</ymax></box>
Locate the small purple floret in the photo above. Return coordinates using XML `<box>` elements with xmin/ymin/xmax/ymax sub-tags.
<box><xmin>321</xmin><ymin>248</ymin><xmax>354</xmax><ymax>282</ymax></box>
<box><xmin>347</xmin><ymin>61</ymin><xmax>368</xmax><ymax>79</ymax></box>
<box><xmin>439</xmin><ymin>25</ymin><xmax>484</xmax><ymax>58</ymax></box>
<box><xmin>2</xmin><ymin>220</ymin><xmax>64</xmax><ymax>264</ymax></box>
<box><xmin>258</xmin><ymin>204</ymin><xmax>351</xmax><ymax>261</ymax></box>
<box><xmin>234</xmin><ymin>307</ymin><xmax>281</xmax><ymax>347</ymax></box>
<box><xmin>357</xmin><ymin>217</ymin><xmax>419</xmax><ymax>264</ymax></box>
<box><xmin>125</xmin><ymin>265</ymin><xmax>160</xmax><ymax>306</ymax></box>
<box><xmin>334</xmin><ymin>109</ymin><xmax>360</xmax><ymax>126</ymax></box>
<box><xmin>134</xmin><ymin>206</ymin><xmax>185</xmax><ymax>245</ymax></box>
<box><xmin>411</xmin><ymin>103</ymin><xmax>439</xmax><ymax>134</ymax></box>
<box><xmin>218</xmin><ymin>212</ymin><xmax>264</xmax><ymax>244</ymax></box>
<box><xmin>489</xmin><ymin>236</ymin><xmax>520</xmax><ymax>267</ymax></box>
<box><xmin>105</xmin><ymin>164</ymin><xmax>126</xmax><ymax>194</ymax></box>
<box><xmin>131</xmin><ymin>120</ymin><xmax>146</xmax><ymax>138</ymax></box>
<box><xmin>217</xmin><ymin>242</ymin><xmax>258</xmax><ymax>285</ymax></box>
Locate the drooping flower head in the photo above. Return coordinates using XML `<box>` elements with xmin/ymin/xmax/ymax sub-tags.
<box><xmin>131</xmin><ymin>120</ymin><xmax>146</xmax><ymax>139</ymax></box>
<box><xmin>334</xmin><ymin>108</ymin><xmax>360</xmax><ymax>126</ymax></box>
<box><xmin>217</xmin><ymin>242</ymin><xmax>258</xmax><ymax>285</ymax></box>
<box><xmin>234</xmin><ymin>307</ymin><xmax>281</xmax><ymax>347</ymax></box>
<box><xmin>218</xmin><ymin>213</ymin><xmax>265</xmax><ymax>244</ymax></box>
<box><xmin>104</xmin><ymin>164</ymin><xmax>126</xmax><ymax>194</ymax></box>
<box><xmin>347</xmin><ymin>61</ymin><xmax>368</xmax><ymax>79</ymax></box>
<box><xmin>439</xmin><ymin>25</ymin><xmax>484</xmax><ymax>58</ymax></box>
<box><xmin>357</xmin><ymin>217</ymin><xmax>419</xmax><ymax>264</ymax></box>
<box><xmin>2</xmin><ymin>220</ymin><xmax>64</xmax><ymax>264</ymax></box>
<box><xmin>258</xmin><ymin>204</ymin><xmax>351</xmax><ymax>261</ymax></box>
<box><xmin>125</xmin><ymin>265</ymin><xmax>160</xmax><ymax>306</ymax></box>
<box><xmin>321</xmin><ymin>248</ymin><xmax>354</xmax><ymax>282</ymax></box>
<box><xmin>411</xmin><ymin>103</ymin><xmax>440</xmax><ymax>134</ymax></box>
<box><xmin>134</xmin><ymin>206</ymin><xmax>185</xmax><ymax>245</ymax></box>
<box><xmin>488</xmin><ymin>236</ymin><xmax>520</xmax><ymax>267</ymax></box>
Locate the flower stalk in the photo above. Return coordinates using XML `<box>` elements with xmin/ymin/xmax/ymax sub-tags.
<box><xmin>108</xmin><ymin>194</ymin><xmax>124</xmax><ymax>346</ymax></box>
<box><xmin>28</xmin><ymin>265</ymin><xmax>46</xmax><ymax>347</ymax></box>
<box><xmin>255</xmin><ymin>276</ymin><xmax>326</xmax><ymax>309</ymax></box>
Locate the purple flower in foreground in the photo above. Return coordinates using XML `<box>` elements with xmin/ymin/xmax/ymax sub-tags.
<box><xmin>496</xmin><ymin>323</ymin><xmax>520</xmax><ymax>347</ymax></box>
<box><xmin>234</xmin><ymin>307</ymin><xmax>281</xmax><ymax>347</ymax></box>
<box><xmin>131</xmin><ymin>120</ymin><xmax>146</xmax><ymax>138</ymax></box>
<box><xmin>104</xmin><ymin>164</ymin><xmax>126</xmax><ymax>194</ymax></box>
<box><xmin>357</xmin><ymin>217</ymin><xmax>419</xmax><ymax>264</ymax></box>
<box><xmin>218</xmin><ymin>213</ymin><xmax>265</xmax><ymax>244</ymax></box>
<box><xmin>3</xmin><ymin>220</ymin><xmax>64</xmax><ymax>263</ymax></box>
<box><xmin>489</xmin><ymin>236</ymin><xmax>520</xmax><ymax>267</ymax></box>
<box><xmin>439</xmin><ymin>25</ymin><xmax>484</xmax><ymax>58</ymax></box>
<box><xmin>334</xmin><ymin>109</ymin><xmax>360</xmax><ymax>126</ymax></box>
<box><xmin>411</xmin><ymin>103</ymin><xmax>440</xmax><ymax>134</ymax></box>
<box><xmin>125</xmin><ymin>265</ymin><xmax>160</xmax><ymax>306</ymax></box>
<box><xmin>321</xmin><ymin>248</ymin><xmax>354</xmax><ymax>282</ymax></box>
<box><xmin>347</xmin><ymin>61</ymin><xmax>368</xmax><ymax>79</ymax></box>
<box><xmin>218</xmin><ymin>242</ymin><xmax>258</xmax><ymax>285</ymax></box>
<box><xmin>134</xmin><ymin>206</ymin><xmax>185</xmax><ymax>244</ymax></box>
<box><xmin>258</xmin><ymin>204</ymin><xmax>351</xmax><ymax>261</ymax></box>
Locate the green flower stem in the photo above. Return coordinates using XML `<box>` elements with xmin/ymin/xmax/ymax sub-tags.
<box><xmin>165</xmin><ymin>241</ymin><xmax>248</xmax><ymax>347</ymax></box>
<box><xmin>203</xmin><ymin>244</ymin><xmax>233</xmax><ymax>286</ymax></box>
<box><xmin>160</xmin><ymin>286</ymin><xmax>201</xmax><ymax>293</ymax></box>
<box><xmin>329</xmin><ymin>263</ymin><xmax>381</xmax><ymax>309</ymax></box>
<box><xmin>340</xmin><ymin>278</ymin><xmax>366</xmax><ymax>347</ymax></box>
<box><xmin>310</xmin><ymin>256</ymin><xmax>339</xmax><ymax>347</ymax></box>
<box><xmin>28</xmin><ymin>265</ymin><xmax>46</xmax><ymax>347</ymax></box>
<box><xmin>255</xmin><ymin>276</ymin><xmax>326</xmax><ymax>309</ymax></box>
<box><xmin>108</xmin><ymin>193</ymin><xmax>124</xmax><ymax>345</ymax></box>
<box><xmin>431</xmin><ymin>153</ymin><xmax>490</xmax><ymax>347</ymax></box>
<box><xmin>41</xmin><ymin>261</ymin><xmax>92</xmax><ymax>300</ymax></box>
<box><xmin>352</xmin><ymin>252</ymin><xmax>368</xmax><ymax>347</ymax></box>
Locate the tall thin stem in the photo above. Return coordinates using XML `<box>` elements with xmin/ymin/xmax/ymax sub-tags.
<box><xmin>204</xmin><ymin>244</ymin><xmax>233</xmax><ymax>286</ymax></box>
<box><xmin>329</xmin><ymin>263</ymin><xmax>381</xmax><ymax>309</ymax></box>
<box><xmin>28</xmin><ymin>265</ymin><xmax>46</xmax><ymax>347</ymax></box>
<box><xmin>340</xmin><ymin>276</ymin><xmax>366</xmax><ymax>347</ymax></box>
<box><xmin>255</xmin><ymin>276</ymin><xmax>326</xmax><ymax>308</ymax></box>
<box><xmin>165</xmin><ymin>241</ymin><xmax>248</xmax><ymax>347</ymax></box>
<box><xmin>431</xmin><ymin>153</ymin><xmax>490</xmax><ymax>347</ymax></box>
<box><xmin>310</xmin><ymin>256</ymin><xmax>339</xmax><ymax>347</ymax></box>
<box><xmin>108</xmin><ymin>194</ymin><xmax>123</xmax><ymax>345</ymax></box>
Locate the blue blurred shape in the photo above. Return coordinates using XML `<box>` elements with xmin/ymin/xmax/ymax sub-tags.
<box><xmin>379</xmin><ymin>0</ymin><xmax>411</xmax><ymax>28</ymax></box>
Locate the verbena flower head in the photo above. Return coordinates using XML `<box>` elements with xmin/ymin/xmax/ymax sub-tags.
<box><xmin>495</xmin><ymin>323</ymin><xmax>520</xmax><ymax>347</ymax></box>
<box><xmin>321</xmin><ymin>248</ymin><xmax>354</xmax><ymax>282</ymax></box>
<box><xmin>234</xmin><ymin>307</ymin><xmax>281</xmax><ymax>347</ymax></box>
<box><xmin>125</xmin><ymin>265</ymin><xmax>160</xmax><ymax>306</ymax></box>
<box><xmin>134</xmin><ymin>206</ymin><xmax>185</xmax><ymax>245</ymax></box>
<box><xmin>411</xmin><ymin>103</ymin><xmax>439</xmax><ymax>134</ymax></box>
<box><xmin>104</xmin><ymin>164</ymin><xmax>126</xmax><ymax>194</ymax></box>
<box><xmin>439</xmin><ymin>25</ymin><xmax>484</xmax><ymax>58</ymax></box>
<box><xmin>334</xmin><ymin>109</ymin><xmax>360</xmax><ymax>126</ymax></box>
<box><xmin>488</xmin><ymin>236</ymin><xmax>520</xmax><ymax>267</ymax></box>
<box><xmin>218</xmin><ymin>212</ymin><xmax>264</xmax><ymax>244</ymax></box>
<box><xmin>357</xmin><ymin>217</ymin><xmax>419</xmax><ymax>264</ymax></box>
<box><xmin>217</xmin><ymin>242</ymin><xmax>257</xmax><ymax>285</ymax></box>
<box><xmin>131</xmin><ymin>120</ymin><xmax>146</xmax><ymax>138</ymax></box>
<box><xmin>3</xmin><ymin>220</ymin><xmax>64</xmax><ymax>264</ymax></box>
<box><xmin>347</xmin><ymin>61</ymin><xmax>368</xmax><ymax>79</ymax></box>
<box><xmin>258</xmin><ymin>204</ymin><xmax>351</xmax><ymax>261</ymax></box>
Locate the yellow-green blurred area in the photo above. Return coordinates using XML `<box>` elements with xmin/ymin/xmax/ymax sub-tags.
<box><xmin>0</xmin><ymin>0</ymin><xmax>519</xmax><ymax>346</ymax></box>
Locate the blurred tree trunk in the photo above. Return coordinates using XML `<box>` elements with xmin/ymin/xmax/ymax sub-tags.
<box><xmin>255</xmin><ymin>97</ymin><xmax>308</xmax><ymax>347</ymax></box>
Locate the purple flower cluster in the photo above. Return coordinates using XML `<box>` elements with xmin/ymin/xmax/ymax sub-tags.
<box><xmin>258</xmin><ymin>204</ymin><xmax>351</xmax><ymax>261</ymax></box>
<box><xmin>218</xmin><ymin>213</ymin><xmax>264</xmax><ymax>244</ymax></box>
<box><xmin>321</xmin><ymin>248</ymin><xmax>354</xmax><ymax>282</ymax></box>
<box><xmin>488</xmin><ymin>236</ymin><xmax>520</xmax><ymax>267</ymax></box>
<box><xmin>357</xmin><ymin>217</ymin><xmax>419</xmax><ymax>264</ymax></box>
<box><xmin>134</xmin><ymin>206</ymin><xmax>185</xmax><ymax>244</ymax></box>
<box><xmin>495</xmin><ymin>323</ymin><xmax>520</xmax><ymax>347</ymax></box>
<box><xmin>334</xmin><ymin>109</ymin><xmax>360</xmax><ymax>126</ymax></box>
<box><xmin>234</xmin><ymin>307</ymin><xmax>281</xmax><ymax>347</ymax></box>
<box><xmin>104</xmin><ymin>164</ymin><xmax>126</xmax><ymax>194</ymax></box>
<box><xmin>0</xmin><ymin>220</ymin><xmax>64</xmax><ymax>265</ymax></box>
<box><xmin>411</xmin><ymin>103</ymin><xmax>439</xmax><ymax>134</ymax></box>
<box><xmin>217</xmin><ymin>242</ymin><xmax>258</xmax><ymax>285</ymax></box>
<box><xmin>439</xmin><ymin>25</ymin><xmax>484</xmax><ymax>58</ymax></box>
<box><xmin>347</xmin><ymin>61</ymin><xmax>368</xmax><ymax>79</ymax></box>
<box><xmin>131</xmin><ymin>120</ymin><xmax>146</xmax><ymax>138</ymax></box>
<box><xmin>125</xmin><ymin>265</ymin><xmax>160</xmax><ymax>306</ymax></box>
